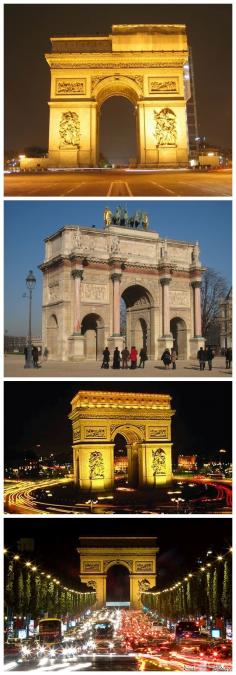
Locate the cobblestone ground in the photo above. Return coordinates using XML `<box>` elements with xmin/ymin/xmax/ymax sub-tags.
<box><xmin>4</xmin><ymin>354</ymin><xmax>232</xmax><ymax>378</ymax></box>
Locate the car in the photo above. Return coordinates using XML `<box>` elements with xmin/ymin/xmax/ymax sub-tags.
<box><xmin>175</xmin><ymin>621</ymin><xmax>200</xmax><ymax>640</ymax></box>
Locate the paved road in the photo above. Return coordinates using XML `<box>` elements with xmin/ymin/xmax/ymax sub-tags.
<box><xmin>4</xmin><ymin>169</ymin><xmax>232</xmax><ymax>196</ymax></box>
<box><xmin>4</xmin><ymin>354</ymin><xmax>232</xmax><ymax>378</ymax></box>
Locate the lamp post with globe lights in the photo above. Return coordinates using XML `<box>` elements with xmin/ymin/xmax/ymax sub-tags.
<box><xmin>24</xmin><ymin>270</ymin><xmax>36</xmax><ymax>369</ymax></box>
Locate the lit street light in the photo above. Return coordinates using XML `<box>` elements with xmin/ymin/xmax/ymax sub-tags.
<box><xmin>24</xmin><ymin>270</ymin><xmax>36</xmax><ymax>369</ymax></box>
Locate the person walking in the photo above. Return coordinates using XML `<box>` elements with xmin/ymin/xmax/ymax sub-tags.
<box><xmin>197</xmin><ymin>346</ymin><xmax>206</xmax><ymax>371</ymax></box>
<box><xmin>43</xmin><ymin>346</ymin><xmax>49</xmax><ymax>360</ymax></box>
<box><xmin>206</xmin><ymin>345</ymin><xmax>214</xmax><ymax>371</ymax></box>
<box><xmin>130</xmin><ymin>346</ymin><xmax>138</xmax><ymax>369</ymax></box>
<box><xmin>161</xmin><ymin>349</ymin><xmax>171</xmax><ymax>370</ymax></box>
<box><xmin>113</xmin><ymin>347</ymin><xmax>121</xmax><ymax>369</ymax></box>
<box><xmin>101</xmin><ymin>346</ymin><xmax>110</xmax><ymax>369</ymax></box>
<box><xmin>139</xmin><ymin>346</ymin><xmax>147</xmax><ymax>368</ymax></box>
<box><xmin>121</xmin><ymin>346</ymin><xmax>130</xmax><ymax>369</ymax></box>
<box><xmin>171</xmin><ymin>347</ymin><xmax>177</xmax><ymax>370</ymax></box>
<box><xmin>225</xmin><ymin>347</ymin><xmax>232</xmax><ymax>369</ymax></box>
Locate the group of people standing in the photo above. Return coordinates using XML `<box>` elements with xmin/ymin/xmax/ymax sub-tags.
<box><xmin>101</xmin><ymin>346</ymin><xmax>148</xmax><ymax>370</ymax></box>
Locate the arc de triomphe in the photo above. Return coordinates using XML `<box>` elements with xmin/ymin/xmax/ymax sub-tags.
<box><xmin>78</xmin><ymin>537</ymin><xmax>158</xmax><ymax>608</ymax></box>
<box><xmin>45</xmin><ymin>24</ymin><xmax>191</xmax><ymax>167</ymax></box>
<box><xmin>69</xmin><ymin>390</ymin><xmax>175</xmax><ymax>491</ymax></box>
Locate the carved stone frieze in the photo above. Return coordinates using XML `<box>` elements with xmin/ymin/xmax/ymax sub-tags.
<box><xmin>81</xmin><ymin>283</ymin><xmax>109</xmax><ymax>303</ymax></box>
<box><xmin>152</xmin><ymin>448</ymin><xmax>166</xmax><ymax>476</ymax></box>
<box><xmin>149</xmin><ymin>427</ymin><xmax>168</xmax><ymax>439</ymax></box>
<box><xmin>154</xmin><ymin>108</ymin><xmax>177</xmax><ymax>147</ymax></box>
<box><xmin>59</xmin><ymin>111</ymin><xmax>81</xmax><ymax>147</ymax></box>
<box><xmin>89</xmin><ymin>451</ymin><xmax>104</xmax><ymax>479</ymax></box>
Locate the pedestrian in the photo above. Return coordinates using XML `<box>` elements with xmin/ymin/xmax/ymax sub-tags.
<box><xmin>32</xmin><ymin>345</ymin><xmax>39</xmax><ymax>368</ymax></box>
<box><xmin>24</xmin><ymin>344</ymin><xmax>28</xmax><ymax>365</ymax></box>
<box><xmin>197</xmin><ymin>346</ymin><xmax>206</xmax><ymax>371</ymax></box>
<box><xmin>113</xmin><ymin>347</ymin><xmax>121</xmax><ymax>369</ymax></box>
<box><xmin>139</xmin><ymin>347</ymin><xmax>147</xmax><ymax>368</ymax></box>
<box><xmin>205</xmin><ymin>345</ymin><xmax>214</xmax><ymax>371</ymax></box>
<box><xmin>101</xmin><ymin>346</ymin><xmax>110</xmax><ymax>369</ymax></box>
<box><xmin>225</xmin><ymin>347</ymin><xmax>232</xmax><ymax>369</ymax></box>
<box><xmin>43</xmin><ymin>346</ymin><xmax>49</xmax><ymax>360</ymax></box>
<box><xmin>171</xmin><ymin>347</ymin><xmax>177</xmax><ymax>370</ymax></box>
<box><xmin>130</xmin><ymin>345</ymin><xmax>138</xmax><ymax>369</ymax></box>
<box><xmin>121</xmin><ymin>346</ymin><xmax>130</xmax><ymax>369</ymax></box>
<box><xmin>161</xmin><ymin>349</ymin><xmax>171</xmax><ymax>369</ymax></box>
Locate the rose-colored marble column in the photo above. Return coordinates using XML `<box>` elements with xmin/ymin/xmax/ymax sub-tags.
<box><xmin>111</xmin><ymin>272</ymin><xmax>122</xmax><ymax>335</ymax></box>
<box><xmin>161</xmin><ymin>277</ymin><xmax>171</xmax><ymax>336</ymax></box>
<box><xmin>72</xmin><ymin>269</ymin><xmax>83</xmax><ymax>333</ymax></box>
<box><xmin>192</xmin><ymin>280</ymin><xmax>202</xmax><ymax>336</ymax></box>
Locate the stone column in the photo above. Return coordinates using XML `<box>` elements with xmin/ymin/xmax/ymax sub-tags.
<box><xmin>192</xmin><ymin>281</ymin><xmax>202</xmax><ymax>337</ymax></box>
<box><xmin>160</xmin><ymin>277</ymin><xmax>171</xmax><ymax>336</ymax></box>
<box><xmin>71</xmin><ymin>269</ymin><xmax>83</xmax><ymax>333</ymax></box>
<box><xmin>111</xmin><ymin>272</ymin><xmax>122</xmax><ymax>335</ymax></box>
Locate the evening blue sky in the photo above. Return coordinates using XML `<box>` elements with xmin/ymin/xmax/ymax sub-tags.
<box><xmin>4</xmin><ymin>200</ymin><xmax>232</xmax><ymax>336</ymax></box>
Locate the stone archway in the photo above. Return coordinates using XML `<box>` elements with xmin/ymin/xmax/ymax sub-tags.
<box><xmin>121</xmin><ymin>284</ymin><xmax>153</xmax><ymax>356</ymax></box>
<box><xmin>170</xmin><ymin>316</ymin><xmax>187</xmax><ymax>359</ymax></box>
<box><xmin>81</xmin><ymin>313</ymin><xmax>105</xmax><ymax>359</ymax></box>
<box><xmin>99</xmin><ymin>96</ymin><xmax>137</xmax><ymax>167</ymax></box>
<box><xmin>46</xmin><ymin>25</ymin><xmax>190</xmax><ymax>168</ymax></box>
<box><xmin>70</xmin><ymin>391</ymin><xmax>174</xmax><ymax>491</ymax></box>
<box><xmin>95</xmin><ymin>77</ymin><xmax>140</xmax><ymax>166</ymax></box>
<box><xmin>106</xmin><ymin>563</ymin><xmax>130</xmax><ymax>605</ymax></box>
<box><xmin>47</xmin><ymin>314</ymin><xmax>59</xmax><ymax>358</ymax></box>
<box><xmin>78</xmin><ymin>536</ymin><xmax>158</xmax><ymax>609</ymax></box>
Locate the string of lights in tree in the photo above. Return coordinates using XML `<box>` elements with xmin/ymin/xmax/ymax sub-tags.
<box><xmin>4</xmin><ymin>548</ymin><xmax>96</xmax><ymax>599</ymax></box>
<box><xmin>142</xmin><ymin>548</ymin><xmax>232</xmax><ymax>597</ymax></box>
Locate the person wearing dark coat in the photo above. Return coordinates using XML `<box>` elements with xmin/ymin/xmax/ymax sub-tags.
<box><xmin>197</xmin><ymin>347</ymin><xmax>206</xmax><ymax>371</ymax></box>
<box><xmin>32</xmin><ymin>345</ymin><xmax>39</xmax><ymax>368</ymax></box>
<box><xmin>101</xmin><ymin>347</ymin><xmax>110</xmax><ymax>369</ymax></box>
<box><xmin>161</xmin><ymin>349</ymin><xmax>171</xmax><ymax>369</ymax></box>
<box><xmin>205</xmin><ymin>346</ymin><xmax>214</xmax><ymax>371</ymax></box>
<box><xmin>113</xmin><ymin>347</ymin><xmax>121</xmax><ymax>369</ymax></box>
<box><xmin>139</xmin><ymin>347</ymin><xmax>147</xmax><ymax>368</ymax></box>
<box><xmin>225</xmin><ymin>347</ymin><xmax>232</xmax><ymax>369</ymax></box>
<box><xmin>121</xmin><ymin>347</ymin><xmax>130</xmax><ymax>369</ymax></box>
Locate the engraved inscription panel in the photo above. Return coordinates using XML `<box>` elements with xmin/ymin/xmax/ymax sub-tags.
<box><xmin>83</xmin><ymin>562</ymin><xmax>101</xmax><ymax>572</ymax></box>
<box><xmin>149</xmin><ymin>77</ymin><xmax>179</xmax><ymax>94</ymax></box>
<box><xmin>81</xmin><ymin>283</ymin><xmax>109</xmax><ymax>303</ymax></box>
<box><xmin>149</xmin><ymin>427</ymin><xmax>168</xmax><ymax>440</ymax></box>
<box><xmin>56</xmin><ymin>79</ymin><xmax>86</xmax><ymax>95</ymax></box>
<box><xmin>170</xmin><ymin>290</ymin><xmax>189</xmax><ymax>307</ymax></box>
<box><xmin>136</xmin><ymin>561</ymin><xmax>153</xmax><ymax>572</ymax></box>
<box><xmin>85</xmin><ymin>427</ymin><xmax>107</xmax><ymax>439</ymax></box>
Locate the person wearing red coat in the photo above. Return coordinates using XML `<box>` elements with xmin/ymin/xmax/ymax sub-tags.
<box><xmin>130</xmin><ymin>346</ymin><xmax>138</xmax><ymax>369</ymax></box>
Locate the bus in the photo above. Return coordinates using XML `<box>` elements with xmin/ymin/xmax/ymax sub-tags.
<box><xmin>38</xmin><ymin>619</ymin><xmax>63</xmax><ymax>644</ymax></box>
<box><xmin>92</xmin><ymin>621</ymin><xmax>114</xmax><ymax>641</ymax></box>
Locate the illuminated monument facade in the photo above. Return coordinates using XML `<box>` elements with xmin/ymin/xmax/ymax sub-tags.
<box><xmin>40</xmin><ymin>208</ymin><xmax>205</xmax><ymax>361</ymax></box>
<box><xmin>45</xmin><ymin>24</ymin><xmax>191</xmax><ymax>167</ymax></box>
<box><xmin>78</xmin><ymin>537</ymin><xmax>158</xmax><ymax>608</ymax></box>
<box><xmin>69</xmin><ymin>390</ymin><xmax>175</xmax><ymax>491</ymax></box>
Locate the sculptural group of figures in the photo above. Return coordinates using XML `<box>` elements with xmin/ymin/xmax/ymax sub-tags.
<box><xmin>104</xmin><ymin>206</ymin><xmax>149</xmax><ymax>230</ymax></box>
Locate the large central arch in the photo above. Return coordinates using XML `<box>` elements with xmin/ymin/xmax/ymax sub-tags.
<box><xmin>106</xmin><ymin>563</ymin><xmax>130</xmax><ymax>606</ymax></box>
<box><xmin>121</xmin><ymin>283</ymin><xmax>154</xmax><ymax>356</ymax></box>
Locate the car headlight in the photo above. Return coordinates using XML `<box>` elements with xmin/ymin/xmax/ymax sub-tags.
<box><xmin>49</xmin><ymin>648</ymin><xmax>56</xmax><ymax>657</ymax></box>
<box><xmin>22</xmin><ymin>646</ymin><xmax>31</xmax><ymax>656</ymax></box>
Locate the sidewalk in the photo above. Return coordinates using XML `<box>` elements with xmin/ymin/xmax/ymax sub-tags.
<box><xmin>4</xmin><ymin>354</ymin><xmax>232</xmax><ymax>378</ymax></box>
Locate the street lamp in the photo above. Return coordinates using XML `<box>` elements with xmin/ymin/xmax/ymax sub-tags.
<box><xmin>24</xmin><ymin>270</ymin><xmax>36</xmax><ymax>369</ymax></box>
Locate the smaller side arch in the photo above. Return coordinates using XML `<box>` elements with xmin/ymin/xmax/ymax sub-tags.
<box><xmin>46</xmin><ymin>313</ymin><xmax>59</xmax><ymax>358</ymax></box>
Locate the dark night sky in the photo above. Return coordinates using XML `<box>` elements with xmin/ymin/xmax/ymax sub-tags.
<box><xmin>5</xmin><ymin>4</ymin><xmax>232</xmax><ymax>153</ymax></box>
<box><xmin>4</xmin><ymin>381</ymin><xmax>232</xmax><ymax>463</ymax></box>
<box><xmin>4</xmin><ymin>518</ymin><xmax>232</xmax><ymax>589</ymax></box>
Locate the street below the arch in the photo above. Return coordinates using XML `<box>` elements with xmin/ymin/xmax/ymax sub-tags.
<box><xmin>4</xmin><ymin>608</ymin><xmax>232</xmax><ymax>672</ymax></box>
<box><xmin>4</xmin><ymin>169</ymin><xmax>232</xmax><ymax>197</ymax></box>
